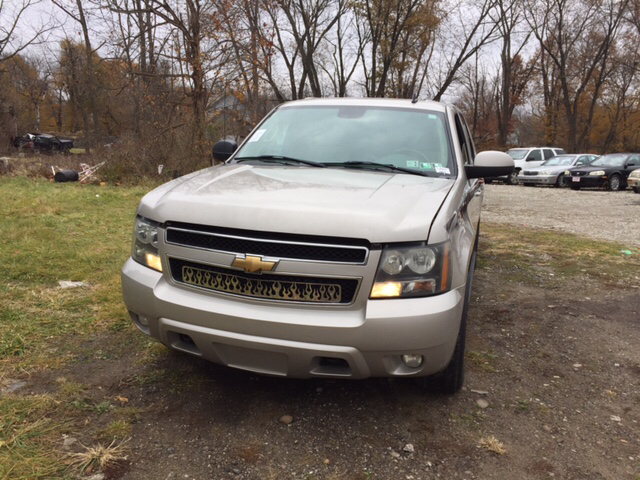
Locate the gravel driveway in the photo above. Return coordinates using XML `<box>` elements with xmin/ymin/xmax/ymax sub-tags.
<box><xmin>482</xmin><ymin>184</ymin><xmax>640</xmax><ymax>247</ymax></box>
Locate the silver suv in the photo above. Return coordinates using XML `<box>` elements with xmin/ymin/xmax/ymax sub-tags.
<box><xmin>121</xmin><ymin>98</ymin><xmax>513</xmax><ymax>393</ymax></box>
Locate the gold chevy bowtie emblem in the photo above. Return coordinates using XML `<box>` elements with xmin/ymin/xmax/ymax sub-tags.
<box><xmin>231</xmin><ymin>255</ymin><xmax>276</xmax><ymax>274</ymax></box>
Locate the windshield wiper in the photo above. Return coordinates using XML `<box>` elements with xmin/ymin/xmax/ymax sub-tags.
<box><xmin>234</xmin><ymin>155</ymin><xmax>327</xmax><ymax>168</ymax></box>
<box><xmin>324</xmin><ymin>161</ymin><xmax>437</xmax><ymax>177</ymax></box>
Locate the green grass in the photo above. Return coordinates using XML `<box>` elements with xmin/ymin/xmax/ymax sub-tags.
<box><xmin>0</xmin><ymin>177</ymin><xmax>152</xmax><ymax>478</ymax></box>
<box><xmin>0</xmin><ymin>177</ymin><xmax>150</xmax><ymax>366</ymax></box>
<box><xmin>0</xmin><ymin>394</ymin><xmax>70</xmax><ymax>479</ymax></box>
<box><xmin>478</xmin><ymin>223</ymin><xmax>640</xmax><ymax>287</ymax></box>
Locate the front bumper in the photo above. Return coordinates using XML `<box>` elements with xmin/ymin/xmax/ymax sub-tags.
<box><xmin>122</xmin><ymin>258</ymin><xmax>464</xmax><ymax>379</ymax></box>
<box><xmin>518</xmin><ymin>174</ymin><xmax>558</xmax><ymax>185</ymax></box>
<box><xmin>569</xmin><ymin>175</ymin><xmax>607</xmax><ymax>188</ymax></box>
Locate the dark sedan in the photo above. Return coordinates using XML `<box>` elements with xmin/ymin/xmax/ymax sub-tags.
<box><xmin>12</xmin><ymin>133</ymin><xmax>74</xmax><ymax>154</ymax></box>
<box><xmin>566</xmin><ymin>153</ymin><xmax>640</xmax><ymax>191</ymax></box>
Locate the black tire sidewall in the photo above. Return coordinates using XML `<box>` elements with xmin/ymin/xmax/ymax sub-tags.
<box><xmin>608</xmin><ymin>175</ymin><xmax>621</xmax><ymax>191</ymax></box>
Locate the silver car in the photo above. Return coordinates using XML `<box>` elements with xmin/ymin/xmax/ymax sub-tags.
<box><xmin>519</xmin><ymin>154</ymin><xmax>597</xmax><ymax>187</ymax></box>
<box><xmin>121</xmin><ymin>98</ymin><xmax>513</xmax><ymax>393</ymax></box>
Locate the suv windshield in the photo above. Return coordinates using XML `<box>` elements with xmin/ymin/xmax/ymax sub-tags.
<box><xmin>233</xmin><ymin>105</ymin><xmax>454</xmax><ymax>176</ymax></box>
<box><xmin>507</xmin><ymin>149</ymin><xmax>529</xmax><ymax>160</ymax></box>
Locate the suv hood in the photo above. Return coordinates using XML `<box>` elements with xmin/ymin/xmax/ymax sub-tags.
<box><xmin>138</xmin><ymin>164</ymin><xmax>454</xmax><ymax>243</ymax></box>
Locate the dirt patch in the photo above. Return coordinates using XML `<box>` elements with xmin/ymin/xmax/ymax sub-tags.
<box><xmin>18</xmin><ymin>233</ymin><xmax>640</xmax><ymax>480</ymax></box>
<box><xmin>482</xmin><ymin>184</ymin><xmax>640</xmax><ymax>247</ymax></box>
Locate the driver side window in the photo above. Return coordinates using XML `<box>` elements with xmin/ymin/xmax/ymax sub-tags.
<box><xmin>528</xmin><ymin>149</ymin><xmax>543</xmax><ymax>161</ymax></box>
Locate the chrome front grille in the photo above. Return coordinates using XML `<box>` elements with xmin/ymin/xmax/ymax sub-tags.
<box><xmin>169</xmin><ymin>258</ymin><xmax>360</xmax><ymax>304</ymax></box>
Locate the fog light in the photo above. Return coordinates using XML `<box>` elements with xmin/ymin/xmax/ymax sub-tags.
<box><xmin>402</xmin><ymin>354</ymin><xmax>424</xmax><ymax>368</ymax></box>
<box><xmin>371</xmin><ymin>281</ymin><xmax>402</xmax><ymax>298</ymax></box>
<box><xmin>138</xmin><ymin>315</ymin><xmax>150</xmax><ymax>327</ymax></box>
<box><xmin>145</xmin><ymin>253</ymin><xmax>163</xmax><ymax>272</ymax></box>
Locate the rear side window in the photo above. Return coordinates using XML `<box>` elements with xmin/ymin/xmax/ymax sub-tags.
<box><xmin>454</xmin><ymin>114</ymin><xmax>473</xmax><ymax>165</ymax></box>
<box><xmin>542</xmin><ymin>149</ymin><xmax>555</xmax><ymax>160</ymax></box>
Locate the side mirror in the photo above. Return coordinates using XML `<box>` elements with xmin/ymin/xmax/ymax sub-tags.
<box><xmin>465</xmin><ymin>151</ymin><xmax>514</xmax><ymax>179</ymax></box>
<box><xmin>212</xmin><ymin>140</ymin><xmax>237</xmax><ymax>163</ymax></box>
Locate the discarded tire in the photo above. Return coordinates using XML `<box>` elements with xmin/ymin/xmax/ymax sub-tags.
<box><xmin>54</xmin><ymin>170</ymin><xmax>79</xmax><ymax>182</ymax></box>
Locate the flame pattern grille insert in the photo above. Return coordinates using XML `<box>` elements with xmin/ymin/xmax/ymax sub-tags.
<box><xmin>169</xmin><ymin>258</ymin><xmax>358</xmax><ymax>304</ymax></box>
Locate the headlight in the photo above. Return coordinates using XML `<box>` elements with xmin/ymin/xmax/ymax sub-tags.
<box><xmin>629</xmin><ymin>170</ymin><xmax>640</xmax><ymax>178</ymax></box>
<box><xmin>589</xmin><ymin>170</ymin><xmax>606</xmax><ymax>176</ymax></box>
<box><xmin>564</xmin><ymin>170</ymin><xmax>571</xmax><ymax>176</ymax></box>
<box><xmin>371</xmin><ymin>242</ymin><xmax>450</xmax><ymax>299</ymax></box>
<box><xmin>132</xmin><ymin>216</ymin><xmax>162</xmax><ymax>272</ymax></box>
<box><xmin>539</xmin><ymin>170</ymin><xmax>552</xmax><ymax>175</ymax></box>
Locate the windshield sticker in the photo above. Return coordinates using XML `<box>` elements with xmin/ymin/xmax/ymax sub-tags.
<box><xmin>406</xmin><ymin>160</ymin><xmax>419</xmax><ymax>168</ymax></box>
<box><xmin>248</xmin><ymin>129</ymin><xmax>266</xmax><ymax>142</ymax></box>
<box><xmin>436</xmin><ymin>166</ymin><xmax>451</xmax><ymax>175</ymax></box>
<box><xmin>420</xmin><ymin>163</ymin><xmax>434</xmax><ymax>170</ymax></box>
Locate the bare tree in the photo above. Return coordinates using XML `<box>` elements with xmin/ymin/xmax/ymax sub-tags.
<box><xmin>52</xmin><ymin>0</ymin><xmax>103</xmax><ymax>145</ymax></box>
<box><xmin>430</xmin><ymin>0</ymin><xmax>500</xmax><ymax>101</ymax></box>
<box><xmin>526</xmin><ymin>0</ymin><xmax>630</xmax><ymax>152</ymax></box>
<box><xmin>1</xmin><ymin>0</ymin><xmax>55</xmax><ymax>148</ymax></box>
<box><xmin>492</xmin><ymin>0</ymin><xmax>533</xmax><ymax>147</ymax></box>
<box><xmin>321</xmin><ymin>8</ymin><xmax>362</xmax><ymax>97</ymax></box>
<box><xmin>355</xmin><ymin>0</ymin><xmax>429</xmax><ymax>97</ymax></box>
<box><xmin>111</xmin><ymin>0</ymin><xmax>214</xmax><ymax>144</ymax></box>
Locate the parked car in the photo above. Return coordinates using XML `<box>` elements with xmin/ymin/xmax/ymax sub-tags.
<box><xmin>519</xmin><ymin>154</ymin><xmax>598</xmax><ymax>187</ymax></box>
<box><xmin>121</xmin><ymin>98</ymin><xmax>513</xmax><ymax>394</ymax></box>
<box><xmin>11</xmin><ymin>133</ymin><xmax>74</xmax><ymax>154</ymax></box>
<box><xmin>566</xmin><ymin>153</ymin><xmax>640</xmax><ymax>191</ymax></box>
<box><xmin>628</xmin><ymin>169</ymin><xmax>640</xmax><ymax>193</ymax></box>
<box><xmin>488</xmin><ymin>147</ymin><xmax>565</xmax><ymax>184</ymax></box>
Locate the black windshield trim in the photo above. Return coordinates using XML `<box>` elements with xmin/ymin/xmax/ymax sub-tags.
<box><xmin>234</xmin><ymin>155</ymin><xmax>327</xmax><ymax>168</ymax></box>
<box><xmin>323</xmin><ymin>161</ymin><xmax>445</xmax><ymax>177</ymax></box>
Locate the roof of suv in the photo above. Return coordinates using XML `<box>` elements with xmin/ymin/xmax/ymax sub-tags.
<box><xmin>508</xmin><ymin>147</ymin><xmax>564</xmax><ymax>150</ymax></box>
<box><xmin>278</xmin><ymin>97</ymin><xmax>449</xmax><ymax>113</ymax></box>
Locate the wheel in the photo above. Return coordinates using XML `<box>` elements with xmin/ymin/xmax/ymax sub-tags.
<box><xmin>633</xmin><ymin>186</ymin><xmax>640</xmax><ymax>194</ymax></box>
<box><xmin>607</xmin><ymin>174</ymin><xmax>621</xmax><ymax>191</ymax></box>
<box><xmin>484</xmin><ymin>178</ymin><xmax>493</xmax><ymax>184</ymax></box>
<box><xmin>556</xmin><ymin>173</ymin><xmax>567</xmax><ymax>188</ymax></box>
<box><xmin>423</xmin><ymin>238</ymin><xmax>477</xmax><ymax>394</ymax></box>
<box><xmin>570</xmin><ymin>185</ymin><xmax>580</xmax><ymax>190</ymax></box>
<box><xmin>506</xmin><ymin>170</ymin><xmax>519</xmax><ymax>185</ymax></box>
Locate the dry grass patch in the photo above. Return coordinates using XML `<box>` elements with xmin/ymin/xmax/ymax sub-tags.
<box><xmin>68</xmin><ymin>438</ymin><xmax>130</xmax><ymax>474</ymax></box>
<box><xmin>478</xmin><ymin>435</ymin><xmax>507</xmax><ymax>454</ymax></box>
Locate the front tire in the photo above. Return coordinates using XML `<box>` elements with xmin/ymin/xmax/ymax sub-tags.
<box><xmin>556</xmin><ymin>173</ymin><xmax>567</xmax><ymax>188</ymax></box>
<box><xmin>506</xmin><ymin>170</ymin><xmax>519</xmax><ymax>185</ymax></box>
<box><xmin>607</xmin><ymin>174</ymin><xmax>622</xmax><ymax>191</ymax></box>
<box><xmin>424</xmin><ymin>239</ymin><xmax>477</xmax><ymax>394</ymax></box>
<box><xmin>633</xmin><ymin>186</ymin><xmax>640</xmax><ymax>194</ymax></box>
